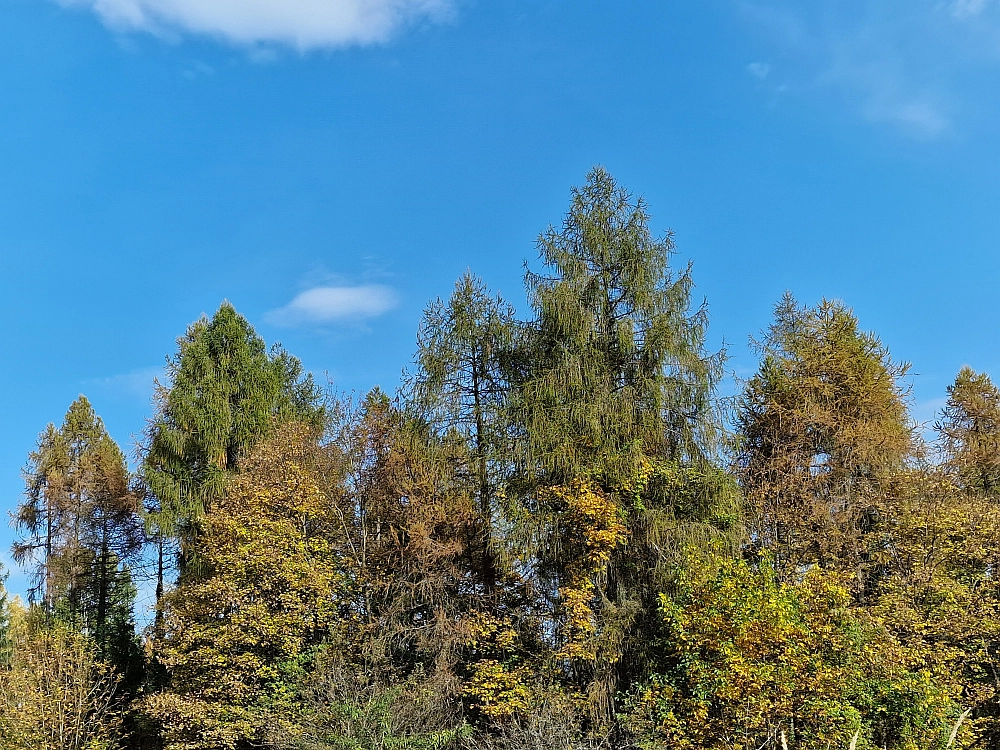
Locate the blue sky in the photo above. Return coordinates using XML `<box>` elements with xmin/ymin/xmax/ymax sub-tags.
<box><xmin>3</xmin><ymin>0</ymin><xmax>1000</xmax><ymax>597</ymax></box>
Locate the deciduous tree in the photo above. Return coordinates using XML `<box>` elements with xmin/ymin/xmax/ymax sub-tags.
<box><xmin>13</xmin><ymin>396</ymin><xmax>143</xmax><ymax>675</ymax></box>
<box><xmin>735</xmin><ymin>295</ymin><xmax>913</xmax><ymax>581</ymax></box>
<box><xmin>507</xmin><ymin>167</ymin><xmax>738</xmax><ymax>725</ymax></box>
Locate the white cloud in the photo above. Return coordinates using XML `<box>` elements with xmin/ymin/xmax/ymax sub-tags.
<box><xmin>265</xmin><ymin>284</ymin><xmax>399</xmax><ymax>325</ymax></box>
<box><xmin>57</xmin><ymin>0</ymin><xmax>454</xmax><ymax>49</ymax></box>
<box><xmin>952</xmin><ymin>0</ymin><xmax>991</xmax><ymax>20</ymax></box>
<box><xmin>736</xmin><ymin>1</ymin><xmax>1000</xmax><ymax>137</ymax></box>
<box><xmin>747</xmin><ymin>61</ymin><xmax>772</xmax><ymax>79</ymax></box>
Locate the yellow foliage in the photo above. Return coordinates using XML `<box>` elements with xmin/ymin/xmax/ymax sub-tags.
<box><xmin>0</xmin><ymin>606</ymin><xmax>121</xmax><ymax>750</ymax></box>
<box><xmin>143</xmin><ymin>426</ymin><xmax>350</xmax><ymax>749</ymax></box>
<box><xmin>539</xmin><ymin>479</ymin><xmax>628</xmax><ymax>664</ymax></box>
<box><xmin>627</xmin><ymin>559</ymin><xmax>967</xmax><ymax>750</ymax></box>
<box><xmin>463</xmin><ymin>659</ymin><xmax>533</xmax><ymax>719</ymax></box>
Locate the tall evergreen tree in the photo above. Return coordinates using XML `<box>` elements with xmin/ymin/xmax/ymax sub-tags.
<box><xmin>142</xmin><ymin>302</ymin><xmax>324</xmax><ymax>560</ymax></box>
<box><xmin>507</xmin><ymin>167</ymin><xmax>738</xmax><ymax>724</ymax></box>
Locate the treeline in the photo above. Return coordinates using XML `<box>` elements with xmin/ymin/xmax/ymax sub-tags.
<box><xmin>1</xmin><ymin>167</ymin><xmax>997</xmax><ymax>749</ymax></box>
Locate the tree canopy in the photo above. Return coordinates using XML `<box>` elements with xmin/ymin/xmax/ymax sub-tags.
<box><xmin>1</xmin><ymin>170</ymin><xmax>990</xmax><ymax>750</ymax></box>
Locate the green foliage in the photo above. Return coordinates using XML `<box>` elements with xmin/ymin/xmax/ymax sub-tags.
<box><xmin>626</xmin><ymin>558</ymin><xmax>965</xmax><ymax>750</ymax></box>
<box><xmin>143</xmin><ymin>301</ymin><xmax>325</xmax><ymax>542</ymax></box>
<box><xmin>409</xmin><ymin>272</ymin><xmax>519</xmax><ymax>596</ymax></box>
<box><xmin>290</xmin><ymin>665</ymin><xmax>469</xmax><ymax>750</ymax></box>
<box><xmin>513</xmin><ymin>166</ymin><xmax>724</xmax><ymax>487</ymax></box>
<box><xmin>504</xmin><ymin>167</ymin><xmax>738</xmax><ymax>722</ymax></box>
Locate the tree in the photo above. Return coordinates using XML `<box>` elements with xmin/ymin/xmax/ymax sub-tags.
<box><xmin>868</xmin><ymin>466</ymin><xmax>1000</xmax><ymax>747</ymax></box>
<box><xmin>506</xmin><ymin>167</ymin><xmax>738</xmax><ymax>725</ymax></box>
<box><xmin>143</xmin><ymin>424</ymin><xmax>347</xmax><ymax>749</ymax></box>
<box><xmin>937</xmin><ymin>366</ymin><xmax>1000</xmax><ymax>496</ymax></box>
<box><xmin>409</xmin><ymin>272</ymin><xmax>519</xmax><ymax>595</ymax></box>
<box><xmin>342</xmin><ymin>389</ymin><xmax>486</xmax><ymax>708</ymax></box>
<box><xmin>142</xmin><ymin>301</ymin><xmax>325</xmax><ymax>580</ymax></box>
<box><xmin>626</xmin><ymin>558</ymin><xmax>967</xmax><ymax>750</ymax></box>
<box><xmin>13</xmin><ymin>396</ymin><xmax>144</xmax><ymax>674</ymax></box>
<box><xmin>0</xmin><ymin>605</ymin><xmax>122</xmax><ymax>750</ymax></box>
<box><xmin>146</xmin><ymin>404</ymin><xmax>480</xmax><ymax>748</ymax></box>
<box><xmin>735</xmin><ymin>295</ymin><xmax>913</xmax><ymax>581</ymax></box>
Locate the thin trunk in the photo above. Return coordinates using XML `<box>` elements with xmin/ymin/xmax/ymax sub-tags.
<box><xmin>45</xmin><ymin>502</ymin><xmax>53</xmax><ymax>616</ymax></box>
<box><xmin>154</xmin><ymin>534</ymin><xmax>165</xmax><ymax>641</ymax></box>
<box><xmin>97</xmin><ymin>518</ymin><xmax>109</xmax><ymax>655</ymax></box>
<box><xmin>471</xmin><ymin>346</ymin><xmax>497</xmax><ymax>596</ymax></box>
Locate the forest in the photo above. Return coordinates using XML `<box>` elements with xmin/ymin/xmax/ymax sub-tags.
<box><xmin>0</xmin><ymin>167</ymin><xmax>996</xmax><ymax>750</ymax></box>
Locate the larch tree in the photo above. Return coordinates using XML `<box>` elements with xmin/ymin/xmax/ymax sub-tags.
<box><xmin>506</xmin><ymin>167</ymin><xmax>739</xmax><ymax>725</ymax></box>
<box><xmin>342</xmin><ymin>390</ymin><xmax>484</xmax><ymax>687</ymax></box>
<box><xmin>735</xmin><ymin>295</ymin><xmax>913</xmax><ymax>582</ymax></box>
<box><xmin>13</xmin><ymin>396</ymin><xmax>144</xmax><ymax>674</ymax></box>
<box><xmin>869</xmin><ymin>366</ymin><xmax>1000</xmax><ymax>745</ymax></box>
<box><xmin>937</xmin><ymin>366</ymin><xmax>1000</xmax><ymax>496</ymax></box>
<box><xmin>409</xmin><ymin>271</ymin><xmax>519</xmax><ymax>596</ymax></box>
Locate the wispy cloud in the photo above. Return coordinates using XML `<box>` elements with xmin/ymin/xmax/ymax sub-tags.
<box><xmin>84</xmin><ymin>366</ymin><xmax>163</xmax><ymax>405</ymax></box>
<box><xmin>265</xmin><ymin>284</ymin><xmax>399</xmax><ymax>326</ymax></box>
<box><xmin>56</xmin><ymin>0</ymin><xmax>454</xmax><ymax>49</ymax></box>
<box><xmin>952</xmin><ymin>0</ymin><xmax>992</xmax><ymax>20</ymax></box>
<box><xmin>740</xmin><ymin>0</ymin><xmax>1000</xmax><ymax>137</ymax></box>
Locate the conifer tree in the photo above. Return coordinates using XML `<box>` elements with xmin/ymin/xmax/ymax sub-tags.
<box><xmin>736</xmin><ymin>295</ymin><xmax>913</xmax><ymax>580</ymax></box>
<box><xmin>13</xmin><ymin>396</ymin><xmax>143</xmax><ymax>674</ymax></box>
<box><xmin>409</xmin><ymin>272</ymin><xmax>518</xmax><ymax>595</ymax></box>
<box><xmin>937</xmin><ymin>366</ymin><xmax>1000</xmax><ymax>496</ymax></box>
<box><xmin>507</xmin><ymin>167</ymin><xmax>738</xmax><ymax>724</ymax></box>
<box><xmin>142</xmin><ymin>302</ymin><xmax>324</xmax><ymax>564</ymax></box>
<box><xmin>344</xmin><ymin>389</ymin><xmax>485</xmax><ymax>676</ymax></box>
